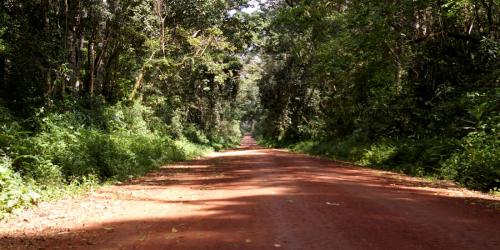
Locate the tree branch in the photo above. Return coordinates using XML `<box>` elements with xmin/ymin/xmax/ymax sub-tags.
<box><xmin>408</xmin><ymin>32</ymin><xmax>481</xmax><ymax>44</ymax></box>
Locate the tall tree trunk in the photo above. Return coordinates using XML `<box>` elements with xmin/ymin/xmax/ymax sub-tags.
<box><xmin>90</xmin><ymin>42</ymin><xmax>95</xmax><ymax>95</ymax></box>
<box><xmin>129</xmin><ymin>70</ymin><xmax>145</xmax><ymax>101</ymax></box>
<box><xmin>129</xmin><ymin>50</ymin><xmax>157</xmax><ymax>101</ymax></box>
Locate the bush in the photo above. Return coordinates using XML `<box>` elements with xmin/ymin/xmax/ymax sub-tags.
<box><xmin>183</xmin><ymin>123</ymin><xmax>210</xmax><ymax>144</ymax></box>
<box><xmin>0</xmin><ymin>101</ymin><xmax>222</xmax><ymax>218</ymax></box>
<box><xmin>361</xmin><ymin>138</ymin><xmax>454</xmax><ymax>177</ymax></box>
<box><xmin>289</xmin><ymin>136</ymin><xmax>368</xmax><ymax>162</ymax></box>
<box><xmin>208</xmin><ymin>120</ymin><xmax>243</xmax><ymax>150</ymax></box>
<box><xmin>33</xmin><ymin>105</ymin><xmax>213</xmax><ymax>182</ymax></box>
<box><xmin>0</xmin><ymin>156</ymin><xmax>41</xmax><ymax>219</ymax></box>
<box><xmin>288</xmin><ymin>136</ymin><xmax>456</xmax><ymax>178</ymax></box>
<box><xmin>442</xmin><ymin>131</ymin><xmax>500</xmax><ymax>190</ymax></box>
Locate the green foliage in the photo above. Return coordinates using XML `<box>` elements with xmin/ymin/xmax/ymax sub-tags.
<box><xmin>27</xmin><ymin>101</ymin><xmax>216</xmax><ymax>182</ymax></box>
<box><xmin>0</xmin><ymin>108</ymin><xmax>40</xmax><ymax>218</ymax></box>
<box><xmin>289</xmin><ymin>137</ymin><xmax>456</xmax><ymax>178</ymax></box>
<box><xmin>183</xmin><ymin>123</ymin><xmax>211</xmax><ymax>145</ymax></box>
<box><xmin>173</xmin><ymin>140</ymin><xmax>214</xmax><ymax>161</ymax></box>
<box><xmin>0</xmin><ymin>101</ymin><xmax>223</xmax><ymax>218</ymax></box>
<box><xmin>289</xmin><ymin>137</ymin><xmax>367</xmax><ymax>163</ymax></box>
<box><xmin>0</xmin><ymin>0</ymin><xmax>251</xmax><ymax>219</ymax></box>
<box><xmin>208</xmin><ymin>120</ymin><xmax>243</xmax><ymax>150</ymax></box>
<box><xmin>362</xmin><ymin>138</ymin><xmax>456</xmax><ymax>177</ymax></box>
<box><xmin>252</xmin><ymin>0</ymin><xmax>500</xmax><ymax>192</ymax></box>
<box><xmin>442</xmin><ymin>131</ymin><xmax>500</xmax><ymax>190</ymax></box>
<box><xmin>441</xmin><ymin>93</ymin><xmax>500</xmax><ymax>190</ymax></box>
<box><xmin>0</xmin><ymin>156</ymin><xmax>40</xmax><ymax>219</ymax></box>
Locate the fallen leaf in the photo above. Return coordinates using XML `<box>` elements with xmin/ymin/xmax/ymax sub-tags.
<box><xmin>139</xmin><ymin>236</ymin><xmax>146</xmax><ymax>241</ymax></box>
<box><xmin>104</xmin><ymin>227</ymin><xmax>114</xmax><ymax>231</ymax></box>
<box><xmin>172</xmin><ymin>228</ymin><xmax>179</xmax><ymax>233</ymax></box>
<box><xmin>326</xmin><ymin>202</ymin><xmax>340</xmax><ymax>206</ymax></box>
<box><xmin>287</xmin><ymin>200</ymin><xmax>293</xmax><ymax>203</ymax></box>
<box><xmin>275</xmin><ymin>244</ymin><xmax>281</xmax><ymax>247</ymax></box>
<box><xmin>246</xmin><ymin>239</ymin><xmax>252</xmax><ymax>243</ymax></box>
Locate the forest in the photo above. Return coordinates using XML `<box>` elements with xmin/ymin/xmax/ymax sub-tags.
<box><xmin>0</xmin><ymin>0</ymin><xmax>499</xmax><ymax>218</ymax></box>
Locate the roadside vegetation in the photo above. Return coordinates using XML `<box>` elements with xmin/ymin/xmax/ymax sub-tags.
<box><xmin>0</xmin><ymin>102</ymin><xmax>219</xmax><ymax>219</ymax></box>
<box><xmin>251</xmin><ymin>0</ymin><xmax>500</xmax><ymax>192</ymax></box>
<box><xmin>0</xmin><ymin>0</ymin><xmax>252</xmax><ymax>218</ymax></box>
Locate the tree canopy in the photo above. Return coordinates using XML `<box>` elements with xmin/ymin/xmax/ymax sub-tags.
<box><xmin>250</xmin><ymin>0</ymin><xmax>500</xmax><ymax>191</ymax></box>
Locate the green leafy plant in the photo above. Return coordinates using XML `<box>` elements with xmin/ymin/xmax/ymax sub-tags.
<box><xmin>0</xmin><ymin>156</ymin><xmax>41</xmax><ymax>219</ymax></box>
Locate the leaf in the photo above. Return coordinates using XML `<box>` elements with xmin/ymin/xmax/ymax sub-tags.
<box><xmin>287</xmin><ymin>200</ymin><xmax>293</xmax><ymax>202</ymax></box>
<box><xmin>326</xmin><ymin>202</ymin><xmax>340</xmax><ymax>206</ymax></box>
<box><xmin>104</xmin><ymin>227</ymin><xmax>114</xmax><ymax>231</ymax></box>
<box><xmin>246</xmin><ymin>239</ymin><xmax>252</xmax><ymax>243</ymax></box>
<box><xmin>275</xmin><ymin>244</ymin><xmax>281</xmax><ymax>247</ymax></box>
<box><xmin>172</xmin><ymin>228</ymin><xmax>179</xmax><ymax>233</ymax></box>
<box><xmin>139</xmin><ymin>236</ymin><xmax>146</xmax><ymax>241</ymax></box>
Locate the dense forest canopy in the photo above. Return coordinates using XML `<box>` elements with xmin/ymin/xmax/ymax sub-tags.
<box><xmin>0</xmin><ymin>0</ymin><xmax>499</xmax><ymax>217</ymax></box>
<box><xmin>0</xmin><ymin>0</ymin><xmax>257</xmax><ymax>217</ymax></box>
<box><xmin>250</xmin><ymin>0</ymin><xmax>500</xmax><ymax>193</ymax></box>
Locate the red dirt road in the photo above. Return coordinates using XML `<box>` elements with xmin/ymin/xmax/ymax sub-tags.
<box><xmin>2</xmin><ymin>133</ymin><xmax>500</xmax><ymax>249</ymax></box>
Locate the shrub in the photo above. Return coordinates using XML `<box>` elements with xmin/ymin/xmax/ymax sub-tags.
<box><xmin>442</xmin><ymin>131</ymin><xmax>500</xmax><ymax>190</ymax></box>
<box><xmin>288</xmin><ymin>136</ymin><xmax>455</xmax><ymax>178</ymax></box>
<box><xmin>289</xmin><ymin>136</ymin><xmax>368</xmax><ymax>162</ymax></box>
<box><xmin>208</xmin><ymin>120</ymin><xmax>243</xmax><ymax>150</ymax></box>
<box><xmin>361</xmin><ymin>138</ymin><xmax>453</xmax><ymax>177</ymax></box>
<box><xmin>183</xmin><ymin>123</ymin><xmax>210</xmax><ymax>144</ymax></box>
<box><xmin>0</xmin><ymin>156</ymin><xmax>41</xmax><ymax>219</ymax></box>
<box><xmin>0</xmin><ymin>100</ymin><xmax>235</xmax><ymax>218</ymax></box>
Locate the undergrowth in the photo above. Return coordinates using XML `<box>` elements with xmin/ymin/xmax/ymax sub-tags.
<box><xmin>276</xmin><ymin>135</ymin><xmax>499</xmax><ymax>192</ymax></box>
<box><xmin>0</xmin><ymin>101</ymin><xmax>239</xmax><ymax>219</ymax></box>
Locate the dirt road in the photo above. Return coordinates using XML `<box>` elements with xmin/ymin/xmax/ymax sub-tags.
<box><xmin>2</xmin><ymin>133</ymin><xmax>500</xmax><ymax>249</ymax></box>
